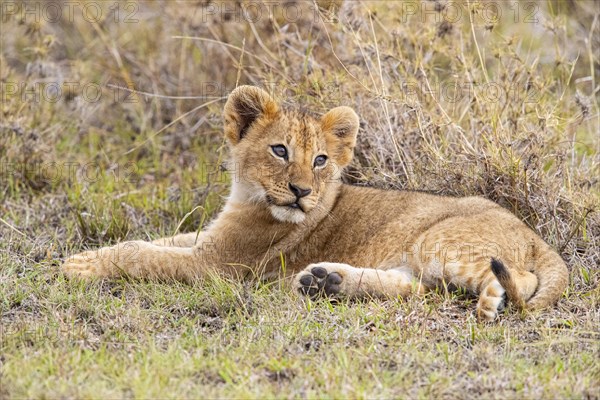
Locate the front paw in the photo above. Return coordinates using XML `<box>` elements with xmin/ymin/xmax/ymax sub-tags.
<box><xmin>62</xmin><ymin>248</ymin><xmax>113</xmax><ymax>278</ymax></box>
<box><xmin>295</xmin><ymin>262</ymin><xmax>353</xmax><ymax>299</ymax></box>
<box><xmin>61</xmin><ymin>241</ymin><xmax>143</xmax><ymax>279</ymax></box>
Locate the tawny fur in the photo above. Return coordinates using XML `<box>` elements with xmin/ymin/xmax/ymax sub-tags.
<box><xmin>62</xmin><ymin>86</ymin><xmax>569</xmax><ymax>321</ymax></box>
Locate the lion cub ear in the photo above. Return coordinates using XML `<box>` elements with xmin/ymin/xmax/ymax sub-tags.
<box><xmin>321</xmin><ymin>106</ymin><xmax>360</xmax><ymax>167</ymax></box>
<box><xmin>223</xmin><ymin>86</ymin><xmax>279</xmax><ymax>145</ymax></box>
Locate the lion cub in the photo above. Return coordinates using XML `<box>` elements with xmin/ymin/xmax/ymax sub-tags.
<box><xmin>63</xmin><ymin>86</ymin><xmax>569</xmax><ymax>320</ymax></box>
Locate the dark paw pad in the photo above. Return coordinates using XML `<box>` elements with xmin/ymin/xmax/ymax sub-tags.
<box><xmin>311</xmin><ymin>266</ymin><xmax>328</xmax><ymax>279</ymax></box>
<box><xmin>298</xmin><ymin>267</ymin><xmax>344</xmax><ymax>299</ymax></box>
<box><xmin>298</xmin><ymin>274</ymin><xmax>319</xmax><ymax>297</ymax></box>
<box><xmin>299</xmin><ymin>274</ymin><xmax>316</xmax><ymax>287</ymax></box>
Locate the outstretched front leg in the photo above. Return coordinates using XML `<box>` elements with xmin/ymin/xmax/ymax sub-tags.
<box><xmin>152</xmin><ymin>232</ymin><xmax>204</xmax><ymax>247</ymax></box>
<box><xmin>295</xmin><ymin>262</ymin><xmax>426</xmax><ymax>300</ymax></box>
<box><xmin>62</xmin><ymin>240</ymin><xmax>202</xmax><ymax>282</ymax></box>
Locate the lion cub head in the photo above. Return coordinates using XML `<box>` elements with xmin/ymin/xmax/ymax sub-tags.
<box><xmin>222</xmin><ymin>86</ymin><xmax>359</xmax><ymax>224</ymax></box>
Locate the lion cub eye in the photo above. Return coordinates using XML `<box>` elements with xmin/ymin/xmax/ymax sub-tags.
<box><xmin>271</xmin><ymin>145</ymin><xmax>288</xmax><ymax>160</ymax></box>
<box><xmin>314</xmin><ymin>155</ymin><xmax>328</xmax><ymax>168</ymax></box>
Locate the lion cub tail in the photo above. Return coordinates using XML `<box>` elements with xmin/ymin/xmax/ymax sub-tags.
<box><xmin>491</xmin><ymin>249</ymin><xmax>569</xmax><ymax>310</ymax></box>
<box><xmin>491</xmin><ymin>259</ymin><xmax>528</xmax><ymax>310</ymax></box>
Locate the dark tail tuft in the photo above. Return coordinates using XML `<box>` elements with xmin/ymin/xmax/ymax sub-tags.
<box><xmin>490</xmin><ymin>258</ymin><xmax>525</xmax><ymax>309</ymax></box>
<box><xmin>491</xmin><ymin>258</ymin><xmax>509</xmax><ymax>280</ymax></box>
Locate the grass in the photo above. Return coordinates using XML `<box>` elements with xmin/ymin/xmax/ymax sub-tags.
<box><xmin>1</xmin><ymin>0</ymin><xmax>599</xmax><ymax>398</ymax></box>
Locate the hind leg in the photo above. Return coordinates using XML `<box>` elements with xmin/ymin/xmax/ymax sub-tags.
<box><xmin>419</xmin><ymin>257</ymin><xmax>508</xmax><ymax>321</ymax></box>
<box><xmin>477</xmin><ymin>278</ymin><xmax>507</xmax><ymax>321</ymax></box>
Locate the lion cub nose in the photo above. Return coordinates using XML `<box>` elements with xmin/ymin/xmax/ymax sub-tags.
<box><xmin>289</xmin><ymin>183</ymin><xmax>312</xmax><ymax>198</ymax></box>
